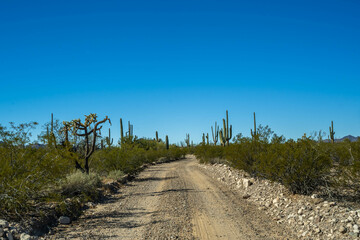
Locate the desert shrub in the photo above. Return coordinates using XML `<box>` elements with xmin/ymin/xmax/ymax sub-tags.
<box><xmin>164</xmin><ymin>146</ymin><xmax>187</xmax><ymax>160</ymax></box>
<box><xmin>331</xmin><ymin>139</ymin><xmax>360</xmax><ymax>191</ymax></box>
<box><xmin>195</xmin><ymin>128</ymin><xmax>334</xmax><ymax>195</ymax></box>
<box><xmin>107</xmin><ymin>170</ymin><xmax>126</xmax><ymax>181</ymax></box>
<box><xmin>194</xmin><ymin>145</ymin><xmax>224</xmax><ymax>163</ymax></box>
<box><xmin>59</xmin><ymin>171</ymin><xmax>101</xmax><ymax>197</ymax></box>
<box><xmin>225</xmin><ymin>140</ymin><xmax>261</xmax><ymax>173</ymax></box>
<box><xmin>0</xmin><ymin>123</ymin><xmax>75</xmax><ymax>219</ymax></box>
<box><xmin>91</xmin><ymin>143</ymin><xmax>186</xmax><ymax>176</ymax></box>
<box><xmin>269</xmin><ymin>139</ymin><xmax>331</xmax><ymax>194</ymax></box>
<box><xmin>91</xmin><ymin>146</ymin><xmax>145</xmax><ymax>174</ymax></box>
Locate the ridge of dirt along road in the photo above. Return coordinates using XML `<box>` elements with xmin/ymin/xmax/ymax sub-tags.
<box><xmin>46</xmin><ymin>155</ymin><xmax>296</xmax><ymax>240</ymax></box>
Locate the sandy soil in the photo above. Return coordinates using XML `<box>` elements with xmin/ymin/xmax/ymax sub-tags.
<box><xmin>45</xmin><ymin>156</ymin><xmax>296</xmax><ymax>240</ymax></box>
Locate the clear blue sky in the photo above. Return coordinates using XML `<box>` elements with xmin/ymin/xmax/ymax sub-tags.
<box><xmin>0</xmin><ymin>0</ymin><xmax>359</xmax><ymax>144</ymax></box>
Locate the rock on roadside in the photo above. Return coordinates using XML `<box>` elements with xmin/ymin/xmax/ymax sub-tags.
<box><xmin>199</xmin><ymin>163</ymin><xmax>360</xmax><ymax>239</ymax></box>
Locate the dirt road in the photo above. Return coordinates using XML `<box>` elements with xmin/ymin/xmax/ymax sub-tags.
<box><xmin>47</xmin><ymin>156</ymin><xmax>295</xmax><ymax>239</ymax></box>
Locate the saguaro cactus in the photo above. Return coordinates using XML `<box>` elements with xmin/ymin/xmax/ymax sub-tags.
<box><xmin>128</xmin><ymin>121</ymin><xmax>133</xmax><ymax>139</ymax></box>
<box><xmin>105</xmin><ymin>128</ymin><xmax>113</xmax><ymax>147</ymax></box>
<box><xmin>329</xmin><ymin>121</ymin><xmax>335</xmax><ymax>144</ymax></box>
<box><xmin>206</xmin><ymin>133</ymin><xmax>209</xmax><ymax>145</ymax></box>
<box><xmin>120</xmin><ymin>118</ymin><xmax>124</xmax><ymax>144</ymax></box>
<box><xmin>48</xmin><ymin>113</ymin><xmax>57</xmax><ymax>147</ymax></box>
<box><xmin>251</xmin><ymin>112</ymin><xmax>257</xmax><ymax>139</ymax></box>
<box><xmin>211</xmin><ymin>121</ymin><xmax>219</xmax><ymax>145</ymax></box>
<box><xmin>219</xmin><ymin>110</ymin><xmax>232</xmax><ymax>146</ymax></box>
<box><xmin>155</xmin><ymin>131</ymin><xmax>161</xmax><ymax>142</ymax></box>
<box><xmin>202</xmin><ymin>133</ymin><xmax>206</xmax><ymax>145</ymax></box>
<box><xmin>166</xmin><ymin>135</ymin><xmax>169</xmax><ymax>150</ymax></box>
<box><xmin>185</xmin><ymin>133</ymin><xmax>190</xmax><ymax>147</ymax></box>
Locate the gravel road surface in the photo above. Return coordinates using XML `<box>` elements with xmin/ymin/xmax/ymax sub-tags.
<box><xmin>46</xmin><ymin>156</ymin><xmax>295</xmax><ymax>239</ymax></box>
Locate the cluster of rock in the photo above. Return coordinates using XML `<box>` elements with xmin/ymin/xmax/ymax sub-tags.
<box><xmin>0</xmin><ymin>215</ymin><xmax>75</xmax><ymax>240</ymax></box>
<box><xmin>0</xmin><ymin>219</ymin><xmax>32</xmax><ymax>240</ymax></box>
<box><xmin>200</xmin><ymin>163</ymin><xmax>360</xmax><ymax>239</ymax></box>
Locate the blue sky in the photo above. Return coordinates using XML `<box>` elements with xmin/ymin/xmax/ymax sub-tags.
<box><xmin>0</xmin><ymin>0</ymin><xmax>359</xmax><ymax>144</ymax></box>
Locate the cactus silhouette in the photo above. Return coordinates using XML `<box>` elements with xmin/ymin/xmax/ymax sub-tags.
<box><xmin>185</xmin><ymin>133</ymin><xmax>190</xmax><ymax>147</ymax></box>
<box><xmin>155</xmin><ymin>131</ymin><xmax>161</xmax><ymax>142</ymax></box>
<box><xmin>128</xmin><ymin>121</ymin><xmax>133</xmax><ymax>139</ymax></box>
<box><xmin>251</xmin><ymin>112</ymin><xmax>257</xmax><ymax>139</ymax></box>
<box><xmin>105</xmin><ymin>128</ymin><xmax>113</xmax><ymax>147</ymax></box>
<box><xmin>219</xmin><ymin>110</ymin><xmax>232</xmax><ymax>146</ymax></box>
<box><xmin>120</xmin><ymin>118</ymin><xmax>124</xmax><ymax>144</ymax></box>
<box><xmin>211</xmin><ymin>121</ymin><xmax>219</xmax><ymax>145</ymax></box>
<box><xmin>166</xmin><ymin>135</ymin><xmax>169</xmax><ymax>150</ymax></box>
<box><xmin>48</xmin><ymin>113</ymin><xmax>57</xmax><ymax>147</ymax></box>
<box><xmin>329</xmin><ymin>121</ymin><xmax>335</xmax><ymax>144</ymax></box>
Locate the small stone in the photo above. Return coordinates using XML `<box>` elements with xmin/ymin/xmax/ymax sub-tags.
<box><xmin>59</xmin><ymin>216</ymin><xmax>71</xmax><ymax>225</ymax></box>
<box><xmin>242</xmin><ymin>194</ymin><xmax>251</xmax><ymax>199</ymax></box>
<box><xmin>0</xmin><ymin>220</ymin><xmax>8</xmax><ymax>228</ymax></box>
<box><xmin>347</xmin><ymin>216</ymin><xmax>354</xmax><ymax>222</ymax></box>
<box><xmin>298</xmin><ymin>208</ymin><xmax>303</xmax><ymax>215</ymax></box>
<box><xmin>20</xmin><ymin>233</ymin><xmax>31</xmax><ymax>240</ymax></box>
<box><xmin>85</xmin><ymin>202</ymin><xmax>96</xmax><ymax>209</ymax></box>
<box><xmin>6</xmin><ymin>232</ymin><xmax>14</xmax><ymax>240</ymax></box>
<box><xmin>265</xmin><ymin>202</ymin><xmax>271</xmax><ymax>208</ymax></box>
<box><xmin>242</xmin><ymin>179</ymin><xmax>253</xmax><ymax>188</ymax></box>
<box><xmin>273</xmin><ymin>198</ymin><xmax>279</xmax><ymax>204</ymax></box>
<box><xmin>339</xmin><ymin>226</ymin><xmax>347</xmax><ymax>234</ymax></box>
<box><xmin>353</xmin><ymin>224</ymin><xmax>359</xmax><ymax>230</ymax></box>
<box><xmin>311</xmin><ymin>194</ymin><xmax>318</xmax><ymax>199</ymax></box>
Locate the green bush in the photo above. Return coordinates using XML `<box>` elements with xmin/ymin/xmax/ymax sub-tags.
<box><xmin>59</xmin><ymin>171</ymin><xmax>101</xmax><ymax>197</ymax></box>
<box><xmin>195</xmin><ymin>131</ymin><xmax>336</xmax><ymax>195</ymax></box>
<box><xmin>0</xmin><ymin>123</ymin><xmax>75</xmax><ymax>219</ymax></box>
<box><xmin>194</xmin><ymin>145</ymin><xmax>224</xmax><ymax>164</ymax></box>
<box><xmin>107</xmin><ymin>170</ymin><xmax>126</xmax><ymax>181</ymax></box>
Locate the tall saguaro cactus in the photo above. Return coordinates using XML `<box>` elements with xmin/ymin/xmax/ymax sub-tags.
<box><xmin>105</xmin><ymin>128</ymin><xmax>113</xmax><ymax>147</ymax></box>
<box><xmin>329</xmin><ymin>121</ymin><xmax>335</xmax><ymax>144</ymax></box>
<box><xmin>155</xmin><ymin>131</ymin><xmax>161</xmax><ymax>142</ymax></box>
<box><xmin>185</xmin><ymin>133</ymin><xmax>190</xmax><ymax>147</ymax></box>
<box><xmin>206</xmin><ymin>133</ymin><xmax>209</xmax><ymax>145</ymax></box>
<box><xmin>211</xmin><ymin>121</ymin><xmax>219</xmax><ymax>145</ymax></box>
<box><xmin>165</xmin><ymin>135</ymin><xmax>169</xmax><ymax>150</ymax></box>
<box><xmin>120</xmin><ymin>118</ymin><xmax>124</xmax><ymax>144</ymax></box>
<box><xmin>48</xmin><ymin>113</ymin><xmax>57</xmax><ymax>147</ymax></box>
<box><xmin>128</xmin><ymin>121</ymin><xmax>133</xmax><ymax>139</ymax></box>
<box><xmin>251</xmin><ymin>112</ymin><xmax>257</xmax><ymax>139</ymax></box>
<box><xmin>202</xmin><ymin>133</ymin><xmax>206</xmax><ymax>145</ymax></box>
<box><xmin>219</xmin><ymin>110</ymin><xmax>232</xmax><ymax>146</ymax></box>
<box><xmin>68</xmin><ymin>114</ymin><xmax>111</xmax><ymax>174</ymax></box>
